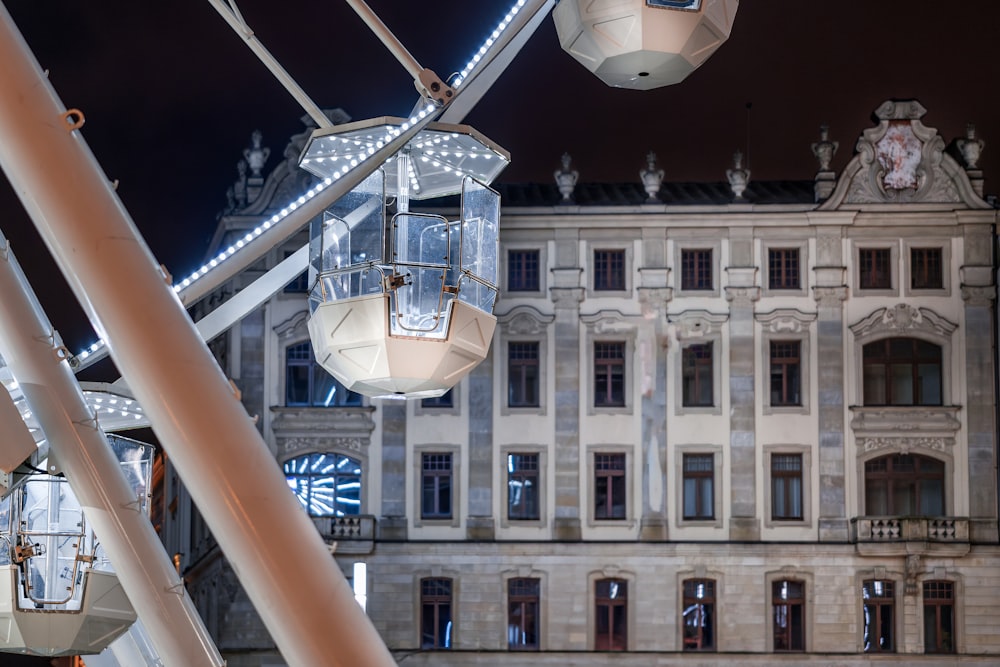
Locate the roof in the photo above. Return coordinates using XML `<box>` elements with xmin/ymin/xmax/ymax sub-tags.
<box><xmin>493</xmin><ymin>180</ymin><xmax>816</xmax><ymax>207</ymax></box>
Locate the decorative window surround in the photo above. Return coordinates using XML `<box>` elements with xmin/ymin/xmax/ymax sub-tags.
<box><xmin>502</xmin><ymin>567</ymin><xmax>548</xmax><ymax>651</ymax></box>
<box><xmin>761</xmin><ymin>239</ymin><xmax>809</xmax><ymax>297</ymax></box>
<box><xmin>503</xmin><ymin>244</ymin><xmax>547</xmax><ymax>297</ymax></box>
<box><xmin>582</xmin><ymin>311</ymin><xmax>636</xmax><ymax>415</ymax></box>
<box><xmin>673</xmin><ymin>237</ymin><xmax>723</xmax><ymax>298</ymax></box>
<box><xmin>587</xmin><ymin>568</ymin><xmax>635</xmax><ymax>651</ymax></box>
<box><xmin>765</xmin><ymin>568</ymin><xmax>815</xmax><ymax>652</ymax></box>
<box><xmin>498</xmin><ymin>306</ymin><xmax>553</xmax><ymax>416</ymax></box>
<box><xmin>852</xmin><ymin>241</ymin><xmax>899</xmax><ymax>297</ymax></box>
<box><xmin>674</xmin><ymin>445</ymin><xmax>724</xmax><ymax>529</ymax></box>
<box><xmin>412</xmin><ymin>444</ymin><xmax>462</xmax><ymax>529</ymax></box>
<box><xmin>669</xmin><ymin>310</ymin><xmax>728</xmax><ymax>416</ymax></box>
<box><xmin>499</xmin><ymin>444</ymin><xmax>547</xmax><ymax>529</ymax></box>
<box><xmin>586</xmin><ymin>243</ymin><xmax>633</xmax><ymax>299</ymax></box>
<box><xmin>762</xmin><ymin>445</ymin><xmax>812</xmax><ymax>529</ymax></box>
<box><xmin>676</xmin><ymin>568</ymin><xmax>724</xmax><ymax>652</ymax></box>
<box><xmin>757</xmin><ymin>309</ymin><xmax>815</xmax><ymax>415</ymax></box>
<box><xmin>586</xmin><ymin>445</ymin><xmax>635</xmax><ymax>528</ymax></box>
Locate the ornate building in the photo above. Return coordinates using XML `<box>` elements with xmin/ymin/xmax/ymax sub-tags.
<box><xmin>155</xmin><ymin>100</ymin><xmax>1000</xmax><ymax>665</ymax></box>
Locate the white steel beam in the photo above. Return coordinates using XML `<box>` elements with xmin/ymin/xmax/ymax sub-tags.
<box><xmin>0</xmin><ymin>5</ymin><xmax>395</xmax><ymax>666</ymax></box>
<box><xmin>0</xmin><ymin>227</ymin><xmax>224</xmax><ymax>666</ymax></box>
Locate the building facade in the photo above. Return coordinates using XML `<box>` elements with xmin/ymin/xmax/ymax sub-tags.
<box><xmin>155</xmin><ymin>99</ymin><xmax>1000</xmax><ymax>665</ymax></box>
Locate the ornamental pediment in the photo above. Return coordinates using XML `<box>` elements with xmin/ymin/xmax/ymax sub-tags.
<box><xmin>849</xmin><ymin>406</ymin><xmax>960</xmax><ymax>458</ymax></box>
<box><xmin>820</xmin><ymin>100</ymin><xmax>990</xmax><ymax>210</ymax></box>
<box><xmin>849</xmin><ymin>304</ymin><xmax>957</xmax><ymax>342</ymax></box>
<box><xmin>496</xmin><ymin>305</ymin><xmax>554</xmax><ymax>335</ymax></box>
<box><xmin>667</xmin><ymin>310</ymin><xmax>728</xmax><ymax>339</ymax></box>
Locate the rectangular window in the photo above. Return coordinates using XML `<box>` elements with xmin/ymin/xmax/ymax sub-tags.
<box><xmin>595</xmin><ymin>579</ymin><xmax>627</xmax><ymax>651</ymax></box>
<box><xmin>421</xmin><ymin>453</ymin><xmax>453</xmax><ymax>520</ymax></box>
<box><xmin>421</xmin><ymin>578</ymin><xmax>453</xmax><ymax>649</ymax></box>
<box><xmin>508</xmin><ymin>578</ymin><xmax>540</xmax><ymax>650</ymax></box>
<box><xmin>508</xmin><ymin>342</ymin><xmax>540</xmax><ymax>407</ymax></box>
<box><xmin>682</xmin><ymin>579</ymin><xmax>715</xmax><ymax>651</ymax></box>
<box><xmin>682</xmin><ymin>343</ymin><xmax>713</xmax><ymax>407</ymax></box>
<box><xmin>923</xmin><ymin>581</ymin><xmax>955</xmax><ymax>654</ymax></box>
<box><xmin>911</xmin><ymin>247</ymin><xmax>943</xmax><ymax>289</ymax></box>
<box><xmin>771</xmin><ymin>454</ymin><xmax>803</xmax><ymax>521</ymax></box>
<box><xmin>594</xmin><ymin>453</ymin><xmax>627</xmax><ymax>520</ymax></box>
<box><xmin>508</xmin><ymin>249</ymin><xmax>540</xmax><ymax>292</ymax></box>
<box><xmin>682</xmin><ymin>454</ymin><xmax>714</xmax><ymax>520</ymax></box>
<box><xmin>773</xmin><ymin>580</ymin><xmax>805</xmax><ymax>651</ymax></box>
<box><xmin>594</xmin><ymin>342</ymin><xmax>626</xmax><ymax>407</ymax></box>
<box><xmin>863</xmin><ymin>580</ymin><xmax>895</xmax><ymax>653</ymax></box>
<box><xmin>859</xmin><ymin>248</ymin><xmax>892</xmax><ymax>289</ymax></box>
<box><xmin>768</xmin><ymin>248</ymin><xmax>800</xmax><ymax>290</ymax></box>
<box><xmin>769</xmin><ymin>341</ymin><xmax>801</xmax><ymax>406</ymax></box>
<box><xmin>507</xmin><ymin>453</ymin><xmax>540</xmax><ymax>521</ymax></box>
<box><xmin>681</xmin><ymin>249</ymin><xmax>713</xmax><ymax>291</ymax></box>
<box><xmin>421</xmin><ymin>389</ymin><xmax>454</xmax><ymax>409</ymax></box>
<box><xmin>593</xmin><ymin>249</ymin><xmax>626</xmax><ymax>291</ymax></box>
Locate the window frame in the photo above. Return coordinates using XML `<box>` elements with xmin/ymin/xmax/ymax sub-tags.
<box><xmin>760</xmin><ymin>238</ymin><xmax>808</xmax><ymax>297</ymax></box>
<box><xmin>419</xmin><ymin>576</ymin><xmax>454</xmax><ymax>650</ymax></box>
<box><xmin>592</xmin><ymin>248</ymin><xmax>628</xmax><ymax>293</ymax></box>
<box><xmin>758</xmin><ymin>311</ymin><xmax>813</xmax><ymax>415</ymax></box>
<box><xmin>503</xmin><ymin>450</ymin><xmax>543</xmax><ymax>524</ymax></box>
<box><xmin>863</xmin><ymin>453</ymin><xmax>946</xmax><ymax>516</ymax></box>
<box><xmin>585</xmin><ymin>242</ymin><xmax>632</xmax><ymax>298</ymax></box>
<box><xmin>853</xmin><ymin>241</ymin><xmax>899</xmax><ymax>297</ymax></box>
<box><xmin>681</xmin><ymin>577</ymin><xmax>717</xmax><ymax>652</ymax></box>
<box><xmin>506</xmin><ymin>248</ymin><xmax>541</xmax><ymax>293</ymax></box>
<box><xmin>282</xmin><ymin>452</ymin><xmax>363</xmax><ymax>517</ymax></box>
<box><xmin>593</xmin><ymin>340</ymin><xmax>627</xmax><ymax>409</ymax></box>
<box><xmin>922</xmin><ymin>580</ymin><xmax>956</xmax><ymax>654</ymax></box>
<box><xmin>586</xmin><ymin>445</ymin><xmax>634</xmax><ymax>528</ymax></box>
<box><xmin>507</xmin><ymin>341</ymin><xmax>541</xmax><ymax>409</ymax></box>
<box><xmin>593</xmin><ymin>452</ymin><xmax>628</xmax><ymax>521</ymax></box>
<box><xmin>861</xmin><ymin>578</ymin><xmax>897</xmax><ymax>653</ymax></box>
<box><xmin>861</xmin><ymin>337</ymin><xmax>943</xmax><ymax>407</ymax></box>
<box><xmin>771</xmin><ymin>579</ymin><xmax>806</xmax><ymax>652</ymax></box>
<box><xmin>283</xmin><ymin>340</ymin><xmax>363</xmax><ymax>408</ymax></box>
<box><xmin>762</xmin><ymin>446</ymin><xmax>812</xmax><ymax>529</ymax></box>
<box><xmin>506</xmin><ymin>577</ymin><xmax>541</xmax><ymax>651</ymax></box>
<box><xmin>414</xmin><ymin>385</ymin><xmax>460</xmax><ymax>416</ymax></box>
<box><xmin>674</xmin><ymin>239</ymin><xmax>722</xmax><ymax>298</ymax></box>
<box><xmin>903</xmin><ymin>239</ymin><xmax>951</xmax><ymax>297</ymax></box>
<box><xmin>588</xmin><ymin>571</ymin><xmax>634</xmax><ymax>651</ymax></box>
<box><xmin>502</xmin><ymin>244</ymin><xmax>547</xmax><ymax>297</ymax></box>
<box><xmin>413</xmin><ymin>446</ymin><xmax>461</xmax><ymax>528</ymax></box>
<box><xmin>675</xmin><ymin>446</ymin><xmax>723</xmax><ymax>528</ymax></box>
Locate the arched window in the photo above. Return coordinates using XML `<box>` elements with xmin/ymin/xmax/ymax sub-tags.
<box><xmin>864</xmin><ymin>454</ymin><xmax>945</xmax><ymax>516</ymax></box>
<box><xmin>285</xmin><ymin>341</ymin><xmax>361</xmax><ymax>407</ymax></box>
<box><xmin>862</xmin><ymin>337</ymin><xmax>941</xmax><ymax>406</ymax></box>
<box><xmin>283</xmin><ymin>453</ymin><xmax>361</xmax><ymax>516</ymax></box>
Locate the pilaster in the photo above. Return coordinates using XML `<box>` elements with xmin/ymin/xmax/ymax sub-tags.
<box><xmin>466</xmin><ymin>346</ymin><xmax>495</xmax><ymax>540</ymax></box>
<box><xmin>725</xmin><ymin>240</ymin><xmax>760</xmax><ymax>540</ymax></box>
<box><xmin>961</xmin><ymin>225</ymin><xmax>998</xmax><ymax>542</ymax></box>
<box><xmin>378</xmin><ymin>401</ymin><xmax>408</xmax><ymax>540</ymax></box>
<box><xmin>637</xmin><ymin>282</ymin><xmax>671</xmax><ymax>541</ymax></box>
<box><xmin>813</xmin><ymin>227</ymin><xmax>849</xmax><ymax>541</ymax></box>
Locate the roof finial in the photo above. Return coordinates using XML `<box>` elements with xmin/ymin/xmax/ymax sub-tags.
<box><xmin>726</xmin><ymin>150</ymin><xmax>750</xmax><ymax>201</ymax></box>
<box><xmin>554</xmin><ymin>152</ymin><xmax>578</xmax><ymax>202</ymax></box>
<box><xmin>639</xmin><ymin>151</ymin><xmax>664</xmax><ymax>202</ymax></box>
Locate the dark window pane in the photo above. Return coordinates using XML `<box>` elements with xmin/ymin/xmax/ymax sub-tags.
<box><xmin>863</xmin><ymin>580</ymin><xmax>894</xmax><ymax>653</ymax></box>
<box><xmin>593</xmin><ymin>249</ymin><xmax>626</xmax><ymax>291</ymax></box>
<box><xmin>682</xmin><ymin>579</ymin><xmax>715</xmax><ymax>651</ymax></box>
<box><xmin>864</xmin><ymin>454</ymin><xmax>946</xmax><ymax>516</ymax></box>
<box><xmin>681</xmin><ymin>249</ymin><xmax>713</xmax><ymax>290</ymax></box>
<box><xmin>507</xmin><ymin>454</ymin><xmax>540</xmax><ymax>521</ymax></box>
<box><xmin>859</xmin><ymin>248</ymin><xmax>892</xmax><ymax>289</ymax></box>
<box><xmin>595</xmin><ymin>578</ymin><xmax>627</xmax><ymax>651</ymax></box>
<box><xmin>769</xmin><ymin>340</ymin><xmax>801</xmax><ymax>406</ymax></box>
<box><xmin>594</xmin><ymin>342</ymin><xmax>626</xmax><ymax>407</ymax></box>
<box><xmin>682</xmin><ymin>343</ymin><xmax>713</xmax><ymax>407</ymax></box>
<box><xmin>421</xmin><ymin>454</ymin><xmax>453</xmax><ymax>519</ymax></box>
<box><xmin>508</xmin><ymin>577</ymin><xmax>540</xmax><ymax>650</ymax></box>
<box><xmin>911</xmin><ymin>248</ymin><xmax>943</xmax><ymax>289</ymax></box>
<box><xmin>421</xmin><ymin>389</ymin><xmax>454</xmax><ymax>409</ymax></box>
<box><xmin>421</xmin><ymin>578</ymin><xmax>453</xmax><ymax>649</ymax></box>
<box><xmin>768</xmin><ymin>248</ymin><xmax>800</xmax><ymax>290</ymax></box>
<box><xmin>683</xmin><ymin>454</ymin><xmax>714</xmax><ymax>519</ymax></box>
<box><xmin>862</xmin><ymin>338</ymin><xmax>942</xmax><ymax>406</ymax></box>
<box><xmin>285</xmin><ymin>341</ymin><xmax>362</xmax><ymax>407</ymax></box>
<box><xmin>771</xmin><ymin>454</ymin><xmax>803</xmax><ymax>520</ymax></box>
<box><xmin>594</xmin><ymin>453</ymin><xmax>627</xmax><ymax>520</ymax></box>
<box><xmin>508</xmin><ymin>250</ymin><xmax>540</xmax><ymax>291</ymax></box>
<box><xmin>508</xmin><ymin>342</ymin><xmax>540</xmax><ymax>407</ymax></box>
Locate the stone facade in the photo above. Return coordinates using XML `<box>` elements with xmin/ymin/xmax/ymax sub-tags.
<box><xmin>160</xmin><ymin>101</ymin><xmax>1000</xmax><ymax>665</ymax></box>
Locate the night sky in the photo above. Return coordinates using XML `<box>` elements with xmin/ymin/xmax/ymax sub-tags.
<box><xmin>2</xmin><ymin>0</ymin><xmax>999</xmax><ymax>353</ymax></box>
<box><xmin>0</xmin><ymin>2</ymin><xmax>999</xmax><ymax>664</ymax></box>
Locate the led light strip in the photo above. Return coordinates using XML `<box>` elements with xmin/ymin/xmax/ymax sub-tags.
<box><xmin>453</xmin><ymin>0</ymin><xmax>527</xmax><ymax>88</ymax></box>
<box><xmin>75</xmin><ymin>0</ymin><xmax>527</xmax><ymax>365</ymax></box>
<box><xmin>74</xmin><ymin>105</ymin><xmax>437</xmax><ymax>365</ymax></box>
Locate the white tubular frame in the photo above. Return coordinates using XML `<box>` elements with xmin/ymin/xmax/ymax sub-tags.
<box><xmin>0</xmin><ymin>226</ymin><xmax>224</xmax><ymax>667</ymax></box>
<box><xmin>0</xmin><ymin>5</ymin><xmax>395</xmax><ymax>666</ymax></box>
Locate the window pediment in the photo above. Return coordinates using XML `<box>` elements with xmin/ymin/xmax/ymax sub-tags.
<box><xmin>850</xmin><ymin>304</ymin><xmax>956</xmax><ymax>342</ymax></box>
<box><xmin>850</xmin><ymin>406</ymin><xmax>960</xmax><ymax>457</ymax></box>
<box><xmin>668</xmin><ymin>310</ymin><xmax>728</xmax><ymax>340</ymax></box>
<box><xmin>756</xmin><ymin>308</ymin><xmax>816</xmax><ymax>333</ymax></box>
<box><xmin>497</xmin><ymin>305</ymin><xmax>554</xmax><ymax>335</ymax></box>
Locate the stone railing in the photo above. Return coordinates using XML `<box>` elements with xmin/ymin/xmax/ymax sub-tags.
<box><xmin>852</xmin><ymin>516</ymin><xmax>969</xmax><ymax>543</ymax></box>
<box><xmin>311</xmin><ymin>515</ymin><xmax>375</xmax><ymax>542</ymax></box>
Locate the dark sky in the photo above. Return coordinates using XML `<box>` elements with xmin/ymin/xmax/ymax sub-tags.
<box><xmin>1</xmin><ymin>0</ymin><xmax>999</xmax><ymax>353</ymax></box>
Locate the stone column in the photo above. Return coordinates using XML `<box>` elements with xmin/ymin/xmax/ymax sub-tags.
<box><xmin>725</xmin><ymin>229</ymin><xmax>760</xmax><ymax>541</ymax></box>
<box><xmin>550</xmin><ymin>230</ymin><xmax>583</xmax><ymax>540</ymax></box>
<box><xmin>378</xmin><ymin>402</ymin><xmax>408</xmax><ymax>539</ymax></box>
<box><xmin>466</xmin><ymin>347</ymin><xmax>495</xmax><ymax>539</ymax></box>
<box><xmin>813</xmin><ymin>227</ymin><xmax>849</xmax><ymax>542</ymax></box>
<box><xmin>961</xmin><ymin>224</ymin><xmax>998</xmax><ymax>542</ymax></box>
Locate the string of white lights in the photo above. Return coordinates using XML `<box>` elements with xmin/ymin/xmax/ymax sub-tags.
<box><xmin>73</xmin><ymin>0</ymin><xmax>530</xmax><ymax>366</ymax></box>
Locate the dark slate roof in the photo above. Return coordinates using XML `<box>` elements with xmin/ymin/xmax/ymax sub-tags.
<box><xmin>493</xmin><ymin>180</ymin><xmax>816</xmax><ymax>207</ymax></box>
